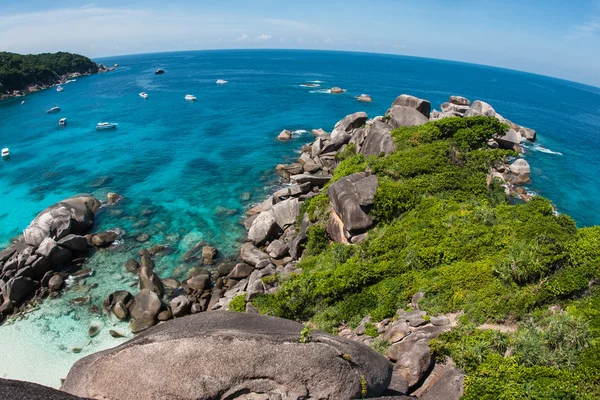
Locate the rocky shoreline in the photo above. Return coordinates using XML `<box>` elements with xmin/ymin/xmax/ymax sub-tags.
<box><xmin>0</xmin><ymin>93</ymin><xmax>538</xmax><ymax>399</ymax></box>
<box><xmin>0</xmin><ymin>64</ymin><xmax>114</xmax><ymax>101</ymax></box>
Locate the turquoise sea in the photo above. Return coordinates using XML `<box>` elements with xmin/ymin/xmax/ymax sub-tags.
<box><xmin>1</xmin><ymin>49</ymin><xmax>600</xmax><ymax>387</ymax></box>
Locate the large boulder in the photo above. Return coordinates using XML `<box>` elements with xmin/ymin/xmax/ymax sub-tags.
<box><xmin>240</xmin><ymin>242</ymin><xmax>270</xmax><ymax>267</ymax></box>
<box><xmin>62</xmin><ymin>312</ymin><xmax>392</xmax><ymax>400</ymax></box>
<box><xmin>2</xmin><ymin>276</ymin><xmax>36</xmax><ymax>304</ymax></box>
<box><xmin>387</xmin><ymin>339</ymin><xmax>433</xmax><ymax>388</ymax></box>
<box><xmin>57</xmin><ymin>234</ymin><xmax>88</xmax><ymax>252</ymax></box>
<box><xmin>22</xmin><ymin>196</ymin><xmax>100</xmax><ymax>247</ymax></box>
<box><xmin>389</xmin><ymin>105</ymin><xmax>429</xmax><ymax>128</ymax></box>
<box><xmin>290</xmin><ymin>174</ymin><xmax>332</xmax><ymax>187</ymax></box>
<box><xmin>466</xmin><ymin>100</ymin><xmax>496</xmax><ymax>117</ymax></box>
<box><xmin>420</xmin><ymin>365</ymin><xmax>464</xmax><ymax>400</ymax></box>
<box><xmin>0</xmin><ymin>378</ymin><xmax>84</xmax><ymax>400</ymax></box>
<box><xmin>389</xmin><ymin>94</ymin><xmax>431</xmax><ymax>119</ymax></box>
<box><xmin>510</xmin><ymin>159</ymin><xmax>531</xmax><ymax>174</ymax></box>
<box><xmin>327</xmin><ymin>172</ymin><xmax>379</xmax><ymax>234</ymax></box>
<box><xmin>360</xmin><ymin>120</ymin><xmax>397</xmax><ymax>157</ymax></box>
<box><xmin>248</xmin><ymin>211</ymin><xmax>279</xmax><ymax>246</ymax></box>
<box><xmin>330</xmin><ymin>112</ymin><xmax>368</xmax><ymax>141</ymax></box>
<box><xmin>495</xmin><ymin>128</ymin><xmax>522</xmax><ymax>149</ymax></box>
<box><xmin>271</xmin><ymin>198</ymin><xmax>300</xmax><ymax>229</ymax></box>
<box><xmin>448</xmin><ymin>95</ymin><xmax>470</xmax><ymax>106</ymax></box>
<box><xmin>130</xmin><ymin>289</ymin><xmax>162</xmax><ymax>320</ymax></box>
<box><xmin>519</xmin><ymin>127</ymin><xmax>536</xmax><ymax>141</ymax></box>
<box><xmin>138</xmin><ymin>252</ymin><xmax>163</xmax><ymax>296</ymax></box>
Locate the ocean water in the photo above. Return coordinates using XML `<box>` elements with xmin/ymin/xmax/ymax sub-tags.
<box><xmin>1</xmin><ymin>49</ymin><xmax>600</xmax><ymax>387</ymax></box>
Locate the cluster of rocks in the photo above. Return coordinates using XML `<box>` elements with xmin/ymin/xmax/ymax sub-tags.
<box><xmin>0</xmin><ymin>196</ymin><xmax>122</xmax><ymax>320</ymax></box>
<box><xmin>339</xmin><ymin>294</ymin><xmax>464</xmax><ymax>399</ymax></box>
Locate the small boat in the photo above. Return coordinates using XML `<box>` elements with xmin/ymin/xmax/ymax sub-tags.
<box><xmin>59</xmin><ymin>118</ymin><xmax>67</xmax><ymax>127</ymax></box>
<box><xmin>1</xmin><ymin>147</ymin><xmax>9</xmax><ymax>160</ymax></box>
<box><xmin>96</xmin><ymin>122</ymin><xmax>117</xmax><ymax>130</ymax></box>
<box><xmin>139</xmin><ymin>92</ymin><xmax>148</xmax><ymax>99</ymax></box>
<box><xmin>21</xmin><ymin>100</ymin><xmax>25</xmax><ymax>105</ymax></box>
<box><xmin>216</xmin><ymin>79</ymin><xmax>228</xmax><ymax>85</ymax></box>
<box><xmin>114</xmin><ymin>64</ymin><xmax>119</xmax><ymax>67</ymax></box>
<box><xmin>46</xmin><ymin>106</ymin><xmax>60</xmax><ymax>113</ymax></box>
<box><xmin>57</xmin><ymin>85</ymin><xmax>64</xmax><ymax>92</ymax></box>
<box><xmin>185</xmin><ymin>94</ymin><xmax>196</xmax><ymax>101</ymax></box>
<box><xmin>155</xmin><ymin>69</ymin><xmax>165</xmax><ymax>75</ymax></box>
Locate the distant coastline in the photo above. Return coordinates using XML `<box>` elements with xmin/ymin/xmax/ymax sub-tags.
<box><xmin>0</xmin><ymin>51</ymin><xmax>114</xmax><ymax>101</ymax></box>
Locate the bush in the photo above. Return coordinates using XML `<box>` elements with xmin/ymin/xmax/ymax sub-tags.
<box><xmin>229</xmin><ymin>294</ymin><xmax>246</xmax><ymax>312</ymax></box>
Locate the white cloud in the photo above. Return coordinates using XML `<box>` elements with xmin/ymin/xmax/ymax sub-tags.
<box><xmin>324</xmin><ymin>38</ymin><xmax>333</xmax><ymax>44</ymax></box>
<box><xmin>256</xmin><ymin>34</ymin><xmax>272</xmax><ymax>41</ymax></box>
<box><xmin>236</xmin><ymin>34</ymin><xmax>249</xmax><ymax>41</ymax></box>
<box><xmin>567</xmin><ymin>17</ymin><xmax>600</xmax><ymax>40</ymax></box>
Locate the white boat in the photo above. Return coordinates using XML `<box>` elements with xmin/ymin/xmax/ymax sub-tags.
<box><xmin>1</xmin><ymin>147</ymin><xmax>9</xmax><ymax>160</ymax></box>
<box><xmin>46</xmin><ymin>106</ymin><xmax>60</xmax><ymax>113</ymax></box>
<box><xmin>59</xmin><ymin>118</ymin><xmax>67</xmax><ymax>127</ymax></box>
<box><xmin>96</xmin><ymin>122</ymin><xmax>117</xmax><ymax>130</ymax></box>
<box><xmin>216</xmin><ymin>79</ymin><xmax>228</xmax><ymax>85</ymax></box>
<box><xmin>57</xmin><ymin>85</ymin><xmax>64</xmax><ymax>92</ymax></box>
<box><xmin>21</xmin><ymin>101</ymin><xmax>25</xmax><ymax>105</ymax></box>
<box><xmin>139</xmin><ymin>92</ymin><xmax>148</xmax><ymax>99</ymax></box>
<box><xmin>185</xmin><ymin>94</ymin><xmax>196</xmax><ymax>101</ymax></box>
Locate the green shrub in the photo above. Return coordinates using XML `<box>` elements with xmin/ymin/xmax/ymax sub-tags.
<box><xmin>363</xmin><ymin>322</ymin><xmax>379</xmax><ymax>338</ymax></box>
<box><xmin>304</xmin><ymin>224</ymin><xmax>330</xmax><ymax>256</ymax></box>
<box><xmin>229</xmin><ymin>294</ymin><xmax>246</xmax><ymax>312</ymax></box>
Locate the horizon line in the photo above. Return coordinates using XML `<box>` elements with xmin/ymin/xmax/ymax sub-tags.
<box><xmin>90</xmin><ymin>47</ymin><xmax>600</xmax><ymax>91</ymax></box>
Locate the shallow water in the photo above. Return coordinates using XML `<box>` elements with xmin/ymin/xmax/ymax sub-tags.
<box><xmin>1</xmin><ymin>49</ymin><xmax>599</xmax><ymax>387</ymax></box>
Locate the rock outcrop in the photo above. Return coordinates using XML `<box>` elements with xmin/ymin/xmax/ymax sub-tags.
<box><xmin>62</xmin><ymin>312</ymin><xmax>392</xmax><ymax>400</ymax></box>
<box><xmin>327</xmin><ymin>172</ymin><xmax>379</xmax><ymax>236</ymax></box>
<box><xmin>0</xmin><ymin>378</ymin><xmax>84</xmax><ymax>400</ymax></box>
<box><xmin>389</xmin><ymin>94</ymin><xmax>431</xmax><ymax>119</ymax></box>
<box><xmin>0</xmin><ymin>196</ymin><xmax>101</xmax><ymax>318</ymax></box>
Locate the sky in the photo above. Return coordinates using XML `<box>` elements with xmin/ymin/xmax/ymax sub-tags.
<box><xmin>0</xmin><ymin>0</ymin><xmax>599</xmax><ymax>86</ymax></box>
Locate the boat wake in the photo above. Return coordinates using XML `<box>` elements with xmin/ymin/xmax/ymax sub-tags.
<box><xmin>527</xmin><ymin>143</ymin><xmax>563</xmax><ymax>155</ymax></box>
<box><xmin>309</xmin><ymin>89</ymin><xmax>332</xmax><ymax>94</ymax></box>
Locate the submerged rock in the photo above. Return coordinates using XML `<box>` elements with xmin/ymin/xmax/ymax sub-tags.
<box><xmin>62</xmin><ymin>312</ymin><xmax>392</xmax><ymax>400</ymax></box>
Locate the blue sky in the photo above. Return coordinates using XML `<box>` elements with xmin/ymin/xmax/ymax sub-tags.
<box><xmin>1</xmin><ymin>0</ymin><xmax>599</xmax><ymax>86</ymax></box>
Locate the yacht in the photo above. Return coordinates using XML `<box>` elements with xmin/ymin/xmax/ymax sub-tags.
<box><xmin>155</xmin><ymin>69</ymin><xmax>165</xmax><ymax>75</ymax></box>
<box><xmin>216</xmin><ymin>79</ymin><xmax>228</xmax><ymax>85</ymax></box>
<box><xmin>59</xmin><ymin>118</ymin><xmax>67</xmax><ymax>127</ymax></box>
<box><xmin>57</xmin><ymin>85</ymin><xmax>64</xmax><ymax>92</ymax></box>
<box><xmin>139</xmin><ymin>92</ymin><xmax>148</xmax><ymax>99</ymax></box>
<box><xmin>185</xmin><ymin>94</ymin><xmax>197</xmax><ymax>101</ymax></box>
<box><xmin>2</xmin><ymin>147</ymin><xmax>9</xmax><ymax>160</ymax></box>
<box><xmin>46</xmin><ymin>106</ymin><xmax>60</xmax><ymax>113</ymax></box>
<box><xmin>96</xmin><ymin>122</ymin><xmax>117</xmax><ymax>130</ymax></box>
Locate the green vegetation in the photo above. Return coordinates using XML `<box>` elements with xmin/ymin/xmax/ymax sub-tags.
<box><xmin>229</xmin><ymin>294</ymin><xmax>246</xmax><ymax>312</ymax></box>
<box><xmin>0</xmin><ymin>52</ymin><xmax>97</xmax><ymax>93</ymax></box>
<box><xmin>253</xmin><ymin>116</ymin><xmax>600</xmax><ymax>398</ymax></box>
<box><xmin>299</xmin><ymin>323</ymin><xmax>314</xmax><ymax>343</ymax></box>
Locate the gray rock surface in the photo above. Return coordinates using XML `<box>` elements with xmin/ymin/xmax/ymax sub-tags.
<box><xmin>420</xmin><ymin>366</ymin><xmax>464</xmax><ymax>400</ymax></box>
<box><xmin>360</xmin><ymin>120</ymin><xmax>397</xmax><ymax>157</ymax></box>
<box><xmin>248</xmin><ymin>211</ymin><xmax>279</xmax><ymax>246</ymax></box>
<box><xmin>0</xmin><ymin>378</ymin><xmax>84</xmax><ymax>400</ymax></box>
<box><xmin>389</xmin><ymin>94</ymin><xmax>431</xmax><ymax>118</ymax></box>
<box><xmin>62</xmin><ymin>312</ymin><xmax>392</xmax><ymax>400</ymax></box>
<box><xmin>331</xmin><ymin>112</ymin><xmax>368</xmax><ymax>141</ymax></box>
<box><xmin>389</xmin><ymin>105</ymin><xmax>429</xmax><ymax>128</ymax></box>
<box><xmin>495</xmin><ymin>128</ymin><xmax>522</xmax><ymax>149</ymax></box>
<box><xmin>240</xmin><ymin>243</ymin><xmax>270</xmax><ymax>266</ymax></box>
<box><xmin>327</xmin><ymin>172</ymin><xmax>378</xmax><ymax>234</ymax></box>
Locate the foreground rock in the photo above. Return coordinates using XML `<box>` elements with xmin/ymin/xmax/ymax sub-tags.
<box><xmin>0</xmin><ymin>378</ymin><xmax>84</xmax><ymax>400</ymax></box>
<box><xmin>62</xmin><ymin>312</ymin><xmax>392</xmax><ymax>400</ymax></box>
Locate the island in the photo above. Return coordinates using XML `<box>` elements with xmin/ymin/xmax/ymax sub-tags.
<box><xmin>0</xmin><ymin>51</ymin><xmax>111</xmax><ymax>99</ymax></box>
